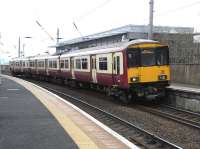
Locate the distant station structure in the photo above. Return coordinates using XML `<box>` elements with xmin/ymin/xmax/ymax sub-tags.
<box><xmin>55</xmin><ymin>24</ymin><xmax>194</xmax><ymax>53</ymax></box>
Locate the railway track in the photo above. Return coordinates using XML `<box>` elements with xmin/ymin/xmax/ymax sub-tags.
<box><xmin>136</xmin><ymin>104</ymin><xmax>200</xmax><ymax>130</ymax></box>
<box><xmin>41</xmin><ymin>85</ymin><xmax>182</xmax><ymax>149</ymax></box>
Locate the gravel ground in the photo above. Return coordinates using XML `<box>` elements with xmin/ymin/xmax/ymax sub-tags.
<box><xmin>26</xmin><ymin>79</ymin><xmax>200</xmax><ymax>149</ymax></box>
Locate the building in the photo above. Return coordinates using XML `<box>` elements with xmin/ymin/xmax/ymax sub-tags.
<box><xmin>55</xmin><ymin>24</ymin><xmax>194</xmax><ymax>53</ymax></box>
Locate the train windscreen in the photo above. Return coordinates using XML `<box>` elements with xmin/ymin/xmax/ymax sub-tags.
<box><xmin>127</xmin><ymin>46</ymin><xmax>169</xmax><ymax>67</ymax></box>
<box><xmin>141</xmin><ymin>49</ymin><xmax>155</xmax><ymax>66</ymax></box>
<box><xmin>155</xmin><ymin>46</ymin><xmax>169</xmax><ymax>66</ymax></box>
<box><xmin>127</xmin><ymin>49</ymin><xmax>140</xmax><ymax>67</ymax></box>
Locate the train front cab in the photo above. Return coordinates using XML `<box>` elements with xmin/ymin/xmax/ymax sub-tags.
<box><xmin>126</xmin><ymin>42</ymin><xmax>170</xmax><ymax>100</ymax></box>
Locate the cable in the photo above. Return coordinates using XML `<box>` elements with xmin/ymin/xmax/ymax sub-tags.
<box><xmin>73</xmin><ymin>22</ymin><xmax>83</xmax><ymax>37</ymax></box>
<box><xmin>72</xmin><ymin>0</ymin><xmax>112</xmax><ymax>38</ymax></box>
<box><xmin>35</xmin><ymin>20</ymin><xmax>55</xmax><ymax>41</ymax></box>
<box><xmin>75</xmin><ymin>0</ymin><xmax>112</xmax><ymax>21</ymax></box>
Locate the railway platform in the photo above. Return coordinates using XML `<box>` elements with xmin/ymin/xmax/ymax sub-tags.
<box><xmin>169</xmin><ymin>82</ymin><xmax>200</xmax><ymax>93</ymax></box>
<box><xmin>167</xmin><ymin>82</ymin><xmax>200</xmax><ymax>112</ymax></box>
<box><xmin>0</xmin><ymin>75</ymin><xmax>138</xmax><ymax>149</ymax></box>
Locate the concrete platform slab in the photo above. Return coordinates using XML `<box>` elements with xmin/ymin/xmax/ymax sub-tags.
<box><xmin>0</xmin><ymin>75</ymin><xmax>139</xmax><ymax>149</ymax></box>
<box><xmin>0</xmin><ymin>76</ymin><xmax>78</xmax><ymax>149</ymax></box>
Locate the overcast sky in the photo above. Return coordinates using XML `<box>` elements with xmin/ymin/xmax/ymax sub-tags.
<box><xmin>0</xmin><ymin>0</ymin><xmax>200</xmax><ymax>61</ymax></box>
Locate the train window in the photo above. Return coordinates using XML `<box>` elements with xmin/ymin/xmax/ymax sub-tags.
<box><xmin>49</xmin><ymin>61</ymin><xmax>52</xmax><ymax>68</ymax></box>
<box><xmin>32</xmin><ymin>61</ymin><xmax>35</xmax><ymax>67</ymax></box>
<box><xmin>156</xmin><ymin>47</ymin><xmax>169</xmax><ymax>65</ymax></box>
<box><xmin>76</xmin><ymin>59</ymin><xmax>81</xmax><ymax>69</ymax></box>
<box><xmin>38</xmin><ymin>61</ymin><xmax>44</xmax><ymax>67</ymax></box>
<box><xmin>42</xmin><ymin>61</ymin><xmax>44</xmax><ymax>67</ymax></box>
<box><xmin>127</xmin><ymin>49</ymin><xmax>140</xmax><ymax>67</ymax></box>
<box><xmin>82</xmin><ymin>58</ymin><xmax>88</xmax><ymax>69</ymax></box>
<box><xmin>60</xmin><ymin>60</ymin><xmax>64</xmax><ymax>68</ymax></box>
<box><xmin>53</xmin><ymin>61</ymin><xmax>57</xmax><ymax>68</ymax></box>
<box><xmin>99</xmin><ymin>57</ymin><xmax>107</xmax><ymax>70</ymax></box>
<box><xmin>141</xmin><ymin>49</ymin><xmax>156</xmax><ymax>66</ymax></box>
<box><xmin>65</xmin><ymin>59</ymin><xmax>69</xmax><ymax>69</ymax></box>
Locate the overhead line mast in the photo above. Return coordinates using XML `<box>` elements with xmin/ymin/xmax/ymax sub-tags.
<box><xmin>148</xmin><ymin>0</ymin><xmax>154</xmax><ymax>40</ymax></box>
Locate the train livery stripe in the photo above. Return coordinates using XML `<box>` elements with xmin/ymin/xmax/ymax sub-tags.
<box><xmin>128</xmin><ymin>43</ymin><xmax>164</xmax><ymax>48</ymax></box>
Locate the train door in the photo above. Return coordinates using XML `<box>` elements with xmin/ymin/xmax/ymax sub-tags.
<box><xmin>113</xmin><ymin>52</ymin><xmax>123</xmax><ymax>85</ymax></box>
<box><xmin>71</xmin><ymin>57</ymin><xmax>75</xmax><ymax>79</ymax></box>
<box><xmin>91</xmin><ymin>55</ymin><xmax>97</xmax><ymax>83</ymax></box>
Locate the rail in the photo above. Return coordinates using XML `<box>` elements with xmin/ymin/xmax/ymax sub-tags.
<box><xmin>43</xmin><ymin>86</ymin><xmax>182</xmax><ymax>149</ymax></box>
<box><xmin>136</xmin><ymin>105</ymin><xmax>200</xmax><ymax>130</ymax></box>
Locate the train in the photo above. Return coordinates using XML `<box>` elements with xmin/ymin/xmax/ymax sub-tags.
<box><xmin>10</xmin><ymin>39</ymin><xmax>170</xmax><ymax>103</ymax></box>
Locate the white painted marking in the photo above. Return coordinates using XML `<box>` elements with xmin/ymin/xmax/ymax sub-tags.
<box><xmin>169</xmin><ymin>85</ymin><xmax>200</xmax><ymax>93</ymax></box>
<box><xmin>7</xmin><ymin>89</ymin><xmax>20</xmax><ymax>91</ymax></box>
<box><xmin>0</xmin><ymin>97</ymin><xmax>8</xmax><ymax>99</ymax></box>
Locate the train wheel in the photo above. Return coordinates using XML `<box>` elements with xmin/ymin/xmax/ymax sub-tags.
<box><xmin>119</xmin><ymin>91</ymin><xmax>132</xmax><ymax>104</ymax></box>
<box><xmin>105</xmin><ymin>87</ymin><xmax>111</xmax><ymax>96</ymax></box>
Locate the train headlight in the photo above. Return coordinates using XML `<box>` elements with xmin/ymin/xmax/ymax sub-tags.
<box><xmin>159</xmin><ymin>74</ymin><xmax>167</xmax><ymax>81</ymax></box>
<box><xmin>130</xmin><ymin>76</ymin><xmax>139</xmax><ymax>82</ymax></box>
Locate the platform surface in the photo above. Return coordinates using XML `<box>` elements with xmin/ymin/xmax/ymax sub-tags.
<box><xmin>0</xmin><ymin>75</ymin><xmax>137</xmax><ymax>149</ymax></box>
<box><xmin>0</xmin><ymin>77</ymin><xmax>78</xmax><ymax>149</ymax></box>
<box><xmin>169</xmin><ymin>82</ymin><xmax>200</xmax><ymax>93</ymax></box>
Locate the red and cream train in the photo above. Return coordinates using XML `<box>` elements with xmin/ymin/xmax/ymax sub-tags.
<box><xmin>10</xmin><ymin>39</ymin><xmax>170</xmax><ymax>103</ymax></box>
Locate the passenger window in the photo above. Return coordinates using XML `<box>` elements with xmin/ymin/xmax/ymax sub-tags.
<box><xmin>60</xmin><ymin>60</ymin><xmax>64</xmax><ymax>68</ymax></box>
<box><xmin>82</xmin><ymin>58</ymin><xmax>88</xmax><ymax>69</ymax></box>
<box><xmin>76</xmin><ymin>59</ymin><xmax>81</xmax><ymax>69</ymax></box>
<box><xmin>49</xmin><ymin>61</ymin><xmax>52</xmax><ymax>68</ymax></box>
<box><xmin>99</xmin><ymin>57</ymin><xmax>107</xmax><ymax>70</ymax></box>
<box><xmin>53</xmin><ymin>61</ymin><xmax>57</xmax><ymax>68</ymax></box>
<box><xmin>65</xmin><ymin>59</ymin><xmax>69</xmax><ymax>69</ymax></box>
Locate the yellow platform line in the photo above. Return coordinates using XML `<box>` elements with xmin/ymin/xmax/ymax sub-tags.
<box><xmin>12</xmin><ymin>77</ymin><xmax>99</xmax><ymax>149</ymax></box>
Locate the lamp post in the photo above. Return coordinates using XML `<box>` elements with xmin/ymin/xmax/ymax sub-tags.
<box><xmin>18</xmin><ymin>36</ymin><xmax>32</xmax><ymax>57</ymax></box>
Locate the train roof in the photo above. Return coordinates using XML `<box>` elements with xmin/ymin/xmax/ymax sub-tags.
<box><xmin>11</xmin><ymin>57</ymin><xmax>29</xmax><ymax>61</ymax></box>
<box><xmin>11</xmin><ymin>39</ymin><xmax>160</xmax><ymax>61</ymax></box>
<box><xmin>29</xmin><ymin>54</ymin><xmax>52</xmax><ymax>60</ymax></box>
<box><xmin>60</xmin><ymin>39</ymin><xmax>159</xmax><ymax>58</ymax></box>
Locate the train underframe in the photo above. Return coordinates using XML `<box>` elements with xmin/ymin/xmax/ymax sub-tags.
<box><xmin>11</xmin><ymin>71</ymin><xmax>169</xmax><ymax>104</ymax></box>
<box><xmin>107</xmin><ymin>81</ymin><xmax>169</xmax><ymax>103</ymax></box>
